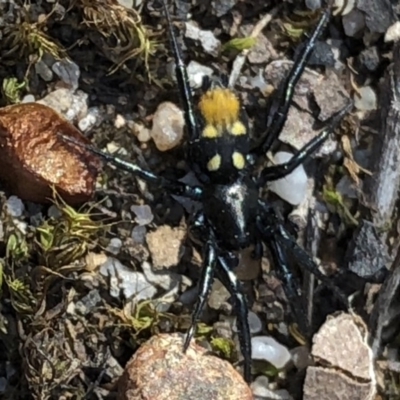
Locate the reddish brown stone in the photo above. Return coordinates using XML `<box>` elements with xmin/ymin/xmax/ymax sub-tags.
<box><xmin>0</xmin><ymin>103</ymin><xmax>101</xmax><ymax>204</ymax></box>
<box><xmin>117</xmin><ymin>333</ymin><xmax>253</xmax><ymax>400</ymax></box>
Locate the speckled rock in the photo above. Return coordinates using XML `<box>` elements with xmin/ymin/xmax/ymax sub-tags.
<box><xmin>117</xmin><ymin>333</ymin><xmax>253</xmax><ymax>400</ymax></box>
<box><xmin>304</xmin><ymin>313</ymin><xmax>376</xmax><ymax>400</ymax></box>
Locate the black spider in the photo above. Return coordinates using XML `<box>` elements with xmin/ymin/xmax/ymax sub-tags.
<box><xmin>62</xmin><ymin>0</ymin><xmax>351</xmax><ymax>383</ymax></box>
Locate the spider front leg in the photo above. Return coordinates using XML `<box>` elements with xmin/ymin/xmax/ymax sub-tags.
<box><xmin>60</xmin><ymin>135</ymin><xmax>203</xmax><ymax>200</ymax></box>
<box><xmin>161</xmin><ymin>0</ymin><xmax>199</xmax><ymax>143</ymax></box>
<box><xmin>258</xmin><ymin>5</ymin><xmax>332</xmax><ymax>154</ymax></box>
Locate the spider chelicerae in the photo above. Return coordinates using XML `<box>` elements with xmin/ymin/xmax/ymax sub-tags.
<box><xmin>62</xmin><ymin>0</ymin><xmax>351</xmax><ymax>383</ymax></box>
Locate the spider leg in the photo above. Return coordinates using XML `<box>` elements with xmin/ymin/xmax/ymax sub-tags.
<box><xmin>161</xmin><ymin>0</ymin><xmax>200</xmax><ymax>142</ymax></box>
<box><xmin>217</xmin><ymin>253</ymin><xmax>251</xmax><ymax>383</ymax></box>
<box><xmin>183</xmin><ymin>229</ymin><xmax>218</xmax><ymax>352</ymax></box>
<box><xmin>264</xmin><ymin>233</ymin><xmax>310</xmax><ymax>334</ymax></box>
<box><xmin>257</xmin><ymin>201</ymin><xmax>349</xmax><ymax>325</ymax></box>
<box><xmin>258</xmin><ymin>6</ymin><xmax>332</xmax><ymax>154</ymax></box>
<box><xmin>258</xmin><ymin>102</ymin><xmax>352</xmax><ymax>186</ymax></box>
<box><xmin>273</xmin><ymin>222</ymin><xmax>349</xmax><ymax>310</ymax></box>
<box><xmin>60</xmin><ymin>135</ymin><xmax>203</xmax><ymax>200</ymax></box>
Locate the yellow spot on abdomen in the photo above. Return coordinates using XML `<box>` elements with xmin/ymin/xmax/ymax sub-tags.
<box><xmin>199</xmin><ymin>88</ymin><xmax>240</xmax><ymax>126</ymax></box>
<box><xmin>207</xmin><ymin>154</ymin><xmax>222</xmax><ymax>171</ymax></box>
<box><xmin>202</xmin><ymin>124</ymin><xmax>219</xmax><ymax>139</ymax></box>
<box><xmin>232</xmin><ymin>152</ymin><xmax>245</xmax><ymax>170</ymax></box>
<box><xmin>230</xmin><ymin>121</ymin><xmax>247</xmax><ymax>136</ymax></box>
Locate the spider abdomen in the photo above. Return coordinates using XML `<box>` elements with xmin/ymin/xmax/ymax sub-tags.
<box><xmin>203</xmin><ymin>177</ymin><xmax>258</xmax><ymax>250</ymax></box>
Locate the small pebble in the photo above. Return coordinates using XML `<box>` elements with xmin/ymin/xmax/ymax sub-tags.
<box><xmin>268</xmin><ymin>152</ymin><xmax>308</xmax><ymax>206</ymax></box>
<box><xmin>114</xmin><ymin>114</ymin><xmax>126</xmax><ymax>129</ymax></box>
<box><xmin>21</xmin><ymin>94</ymin><xmax>35</xmax><ymax>103</ymax></box>
<box><xmin>106</xmin><ymin>237</ymin><xmax>123</xmax><ymax>255</ymax></box>
<box><xmin>52</xmin><ymin>59</ymin><xmax>80</xmax><ymax>90</ymax></box>
<box><xmin>251</xmin><ymin>336</ymin><xmax>292</xmax><ymax>369</ymax></box>
<box><xmin>251</xmin><ymin>375</ymin><xmax>269</xmax><ymax>393</ymax></box>
<box><xmin>211</xmin><ymin>0</ymin><xmax>236</xmax><ymax>17</ymax></box>
<box><xmin>118</xmin><ymin>0</ymin><xmax>133</xmax><ymax>7</ymax></box>
<box><xmin>233</xmin><ymin>311</ymin><xmax>262</xmax><ymax>334</ymax></box>
<box><xmin>179</xmin><ymin>286</ymin><xmax>199</xmax><ymax>305</ymax></box>
<box><xmin>74</xmin><ymin>289</ymin><xmax>102</xmax><ymax>316</ymax></box>
<box><xmin>187</xmin><ymin>60</ymin><xmax>214</xmax><ymax>89</ymax></box>
<box><xmin>251</xmin><ymin>376</ymin><xmax>293</xmax><ymax>399</ymax></box>
<box><xmin>107</xmin><ymin>141</ymin><xmax>128</xmax><ymax>155</ymax></box>
<box><xmin>151</xmin><ymin>102</ymin><xmax>184</xmax><ymax>151</ymax></box>
<box><xmin>208</xmin><ymin>280</ymin><xmax>230</xmax><ymax>310</ymax></box>
<box><xmin>248</xmin><ymin>311</ymin><xmax>263</xmax><ymax>334</ymax></box>
<box><xmin>133</xmin><ymin>123</ymin><xmax>151</xmax><ymax>143</ymax></box>
<box><xmin>248</xmin><ymin>69</ymin><xmax>269</xmax><ymax>93</ymax></box>
<box><xmin>353</xmin><ymin>86</ymin><xmax>377</xmax><ymax>111</ymax></box>
<box><xmin>290</xmin><ymin>346</ymin><xmax>311</xmax><ymax>370</ymax></box>
<box><xmin>385</xmin><ymin>21</ymin><xmax>400</xmax><ymax>43</ymax></box>
<box><xmin>357</xmin><ymin>47</ymin><xmax>380</xmax><ymax>72</ymax></box>
<box><xmin>131</xmin><ymin>204</ymin><xmax>153</xmax><ymax>225</ymax></box>
<box><xmin>100</xmin><ymin>257</ymin><xmax>157</xmax><ymax>301</ymax></box>
<box><xmin>78</xmin><ymin>114</ymin><xmax>95</xmax><ymax>132</ymax></box>
<box><xmin>37</xmin><ymin>88</ymin><xmax>88</xmax><ymax>123</ymax></box>
<box><xmin>184</xmin><ymin>21</ymin><xmax>221</xmax><ymax>57</ymax></box>
<box><xmin>342</xmin><ymin>9</ymin><xmax>365</xmax><ymax>37</ymax></box>
<box><xmin>131</xmin><ymin>225</ymin><xmax>147</xmax><ymax>244</ymax></box>
<box><xmin>35</xmin><ymin>59</ymin><xmax>53</xmax><ymax>81</ymax></box>
<box><xmin>6</xmin><ymin>196</ymin><xmax>25</xmax><ymax>218</ymax></box>
<box><xmin>141</xmin><ymin>261</ymin><xmax>186</xmax><ymax>292</ymax></box>
<box><xmin>47</xmin><ymin>204</ymin><xmax>63</xmax><ymax>218</ymax></box>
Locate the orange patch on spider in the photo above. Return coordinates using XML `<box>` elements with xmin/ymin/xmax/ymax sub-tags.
<box><xmin>199</xmin><ymin>88</ymin><xmax>240</xmax><ymax>127</ymax></box>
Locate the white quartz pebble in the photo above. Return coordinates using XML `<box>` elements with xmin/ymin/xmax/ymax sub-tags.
<box><xmin>268</xmin><ymin>151</ymin><xmax>308</xmax><ymax>205</ymax></box>
<box><xmin>251</xmin><ymin>336</ymin><xmax>292</xmax><ymax>369</ymax></box>
<box><xmin>151</xmin><ymin>102</ymin><xmax>184</xmax><ymax>151</ymax></box>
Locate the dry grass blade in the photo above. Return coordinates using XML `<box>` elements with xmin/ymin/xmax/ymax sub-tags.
<box><xmin>2</xmin><ymin>7</ymin><xmax>67</xmax><ymax>63</ymax></box>
<box><xmin>36</xmin><ymin>189</ymin><xmax>107</xmax><ymax>269</ymax></box>
<box><xmin>74</xmin><ymin>0</ymin><xmax>157</xmax><ymax>77</ymax></box>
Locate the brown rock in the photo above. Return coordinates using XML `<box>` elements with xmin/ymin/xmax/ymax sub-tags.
<box><xmin>0</xmin><ymin>103</ymin><xmax>101</xmax><ymax>204</ymax></box>
<box><xmin>117</xmin><ymin>333</ymin><xmax>253</xmax><ymax>400</ymax></box>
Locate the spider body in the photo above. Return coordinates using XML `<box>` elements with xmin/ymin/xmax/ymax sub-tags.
<box><xmin>190</xmin><ymin>82</ymin><xmax>257</xmax><ymax>249</ymax></box>
<box><xmin>61</xmin><ymin>0</ymin><xmax>351</xmax><ymax>383</ymax></box>
<box><xmin>202</xmin><ymin>177</ymin><xmax>258</xmax><ymax>250</ymax></box>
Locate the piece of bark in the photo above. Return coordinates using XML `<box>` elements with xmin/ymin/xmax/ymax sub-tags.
<box><xmin>364</xmin><ymin>42</ymin><xmax>400</xmax><ymax>228</ymax></box>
